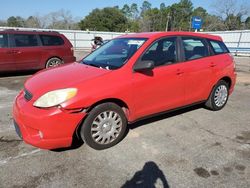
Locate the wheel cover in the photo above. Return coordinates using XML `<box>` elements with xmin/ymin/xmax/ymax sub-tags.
<box><xmin>91</xmin><ymin>111</ymin><xmax>122</xmax><ymax>145</ymax></box>
<box><xmin>47</xmin><ymin>59</ymin><xmax>61</xmax><ymax>67</ymax></box>
<box><xmin>214</xmin><ymin>85</ymin><xmax>228</xmax><ymax>107</ymax></box>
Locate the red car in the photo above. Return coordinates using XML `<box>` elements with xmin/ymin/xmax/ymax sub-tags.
<box><xmin>13</xmin><ymin>32</ymin><xmax>236</xmax><ymax>150</ymax></box>
<box><xmin>0</xmin><ymin>29</ymin><xmax>75</xmax><ymax>72</ymax></box>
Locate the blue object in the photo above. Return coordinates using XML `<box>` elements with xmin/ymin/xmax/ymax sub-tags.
<box><xmin>192</xmin><ymin>16</ymin><xmax>203</xmax><ymax>30</ymax></box>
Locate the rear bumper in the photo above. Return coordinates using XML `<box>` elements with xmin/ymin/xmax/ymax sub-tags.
<box><xmin>229</xmin><ymin>72</ymin><xmax>237</xmax><ymax>94</ymax></box>
<box><xmin>13</xmin><ymin>90</ymin><xmax>86</xmax><ymax>150</ymax></box>
<box><xmin>64</xmin><ymin>56</ymin><xmax>76</xmax><ymax>63</ymax></box>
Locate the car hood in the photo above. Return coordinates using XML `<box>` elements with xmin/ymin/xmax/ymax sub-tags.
<box><xmin>24</xmin><ymin>63</ymin><xmax>110</xmax><ymax>98</ymax></box>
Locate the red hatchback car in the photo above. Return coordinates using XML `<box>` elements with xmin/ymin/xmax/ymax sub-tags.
<box><xmin>0</xmin><ymin>29</ymin><xmax>75</xmax><ymax>72</ymax></box>
<box><xmin>13</xmin><ymin>32</ymin><xmax>236</xmax><ymax>150</ymax></box>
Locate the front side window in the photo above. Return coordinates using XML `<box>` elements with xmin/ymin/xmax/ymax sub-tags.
<box><xmin>14</xmin><ymin>34</ymin><xmax>38</xmax><ymax>47</ymax></box>
<box><xmin>182</xmin><ymin>37</ymin><xmax>208</xmax><ymax>61</ymax></box>
<box><xmin>40</xmin><ymin>35</ymin><xmax>64</xmax><ymax>46</ymax></box>
<box><xmin>82</xmin><ymin>38</ymin><xmax>147</xmax><ymax>70</ymax></box>
<box><xmin>0</xmin><ymin>34</ymin><xmax>8</xmax><ymax>48</ymax></box>
<box><xmin>209</xmin><ymin>40</ymin><xmax>229</xmax><ymax>54</ymax></box>
<box><xmin>141</xmin><ymin>37</ymin><xmax>177</xmax><ymax>67</ymax></box>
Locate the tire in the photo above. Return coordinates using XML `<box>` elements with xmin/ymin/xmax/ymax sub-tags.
<box><xmin>80</xmin><ymin>102</ymin><xmax>127</xmax><ymax>150</ymax></box>
<box><xmin>205</xmin><ymin>80</ymin><xmax>229</xmax><ymax>111</ymax></box>
<box><xmin>45</xmin><ymin>57</ymin><xmax>63</xmax><ymax>68</ymax></box>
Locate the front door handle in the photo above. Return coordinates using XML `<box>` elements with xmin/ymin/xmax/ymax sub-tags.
<box><xmin>210</xmin><ymin>62</ymin><xmax>216</xmax><ymax>67</ymax></box>
<box><xmin>176</xmin><ymin>69</ymin><xmax>184</xmax><ymax>75</ymax></box>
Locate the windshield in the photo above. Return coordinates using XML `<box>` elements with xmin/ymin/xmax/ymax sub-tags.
<box><xmin>81</xmin><ymin>38</ymin><xmax>147</xmax><ymax>70</ymax></box>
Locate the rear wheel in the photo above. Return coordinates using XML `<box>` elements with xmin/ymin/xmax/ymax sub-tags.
<box><xmin>205</xmin><ymin>80</ymin><xmax>229</xmax><ymax>111</ymax></box>
<box><xmin>46</xmin><ymin>57</ymin><xmax>63</xmax><ymax>68</ymax></box>
<box><xmin>80</xmin><ymin>103</ymin><xmax>127</xmax><ymax>150</ymax></box>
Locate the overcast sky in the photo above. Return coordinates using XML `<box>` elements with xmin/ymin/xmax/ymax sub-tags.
<box><xmin>0</xmin><ymin>0</ymin><xmax>248</xmax><ymax>20</ymax></box>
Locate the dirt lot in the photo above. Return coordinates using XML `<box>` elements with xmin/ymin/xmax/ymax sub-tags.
<box><xmin>0</xmin><ymin>55</ymin><xmax>249</xmax><ymax>188</ymax></box>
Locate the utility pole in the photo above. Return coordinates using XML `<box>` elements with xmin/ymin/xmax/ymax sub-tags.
<box><xmin>165</xmin><ymin>13</ymin><xmax>171</xmax><ymax>31</ymax></box>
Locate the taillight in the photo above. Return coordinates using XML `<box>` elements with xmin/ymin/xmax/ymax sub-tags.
<box><xmin>229</xmin><ymin>53</ymin><xmax>236</xmax><ymax>71</ymax></box>
<box><xmin>71</xmin><ymin>47</ymin><xmax>74</xmax><ymax>54</ymax></box>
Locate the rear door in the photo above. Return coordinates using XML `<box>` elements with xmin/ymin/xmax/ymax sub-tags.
<box><xmin>10</xmin><ymin>33</ymin><xmax>42</xmax><ymax>70</ymax></box>
<box><xmin>0</xmin><ymin>33</ymin><xmax>15</xmax><ymax>71</ymax></box>
<box><xmin>180</xmin><ymin>36</ymin><xmax>214</xmax><ymax>104</ymax></box>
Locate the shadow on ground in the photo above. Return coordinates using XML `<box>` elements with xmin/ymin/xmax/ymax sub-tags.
<box><xmin>129</xmin><ymin>104</ymin><xmax>204</xmax><ymax>130</ymax></box>
<box><xmin>0</xmin><ymin>70</ymin><xmax>37</xmax><ymax>78</ymax></box>
<box><xmin>121</xmin><ymin>161</ymin><xmax>170</xmax><ymax>188</ymax></box>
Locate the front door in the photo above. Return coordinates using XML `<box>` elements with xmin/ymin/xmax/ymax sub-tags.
<box><xmin>132</xmin><ymin>37</ymin><xmax>185</xmax><ymax>119</ymax></box>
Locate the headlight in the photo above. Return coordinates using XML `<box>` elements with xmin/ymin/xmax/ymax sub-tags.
<box><xmin>33</xmin><ymin>88</ymin><xmax>77</xmax><ymax>108</ymax></box>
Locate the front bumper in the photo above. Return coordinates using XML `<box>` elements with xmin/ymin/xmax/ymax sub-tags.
<box><xmin>13</xmin><ymin>90</ymin><xmax>86</xmax><ymax>150</ymax></box>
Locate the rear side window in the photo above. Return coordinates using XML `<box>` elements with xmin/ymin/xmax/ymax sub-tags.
<box><xmin>40</xmin><ymin>35</ymin><xmax>64</xmax><ymax>46</ymax></box>
<box><xmin>13</xmin><ymin>34</ymin><xmax>38</xmax><ymax>47</ymax></box>
<box><xmin>209</xmin><ymin>40</ymin><xmax>229</xmax><ymax>54</ymax></box>
<box><xmin>182</xmin><ymin>37</ymin><xmax>208</xmax><ymax>61</ymax></box>
<box><xmin>0</xmin><ymin>34</ymin><xmax>8</xmax><ymax>48</ymax></box>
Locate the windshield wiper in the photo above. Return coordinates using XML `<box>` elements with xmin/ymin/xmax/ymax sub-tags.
<box><xmin>82</xmin><ymin>61</ymin><xmax>100</xmax><ymax>68</ymax></box>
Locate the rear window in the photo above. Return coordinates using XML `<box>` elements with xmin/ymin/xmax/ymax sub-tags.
<box><xmin>13</xmin><ymin>34</ymin><xmax>38</xmax><ymax>47</ymax></box>
<box><xmin>0</xmin><ymin>34</ymin><xmax>8</xmax><ymax>48</ymax></box>
<box><xmin>40</xmin><ymin>35</ymin><xmax>64</xmax><ymax>46</ymax></box>
<box><xmin>209</xmin><ymin>40</ymin><xmax>229</xmax><ymax>54</ymax></box>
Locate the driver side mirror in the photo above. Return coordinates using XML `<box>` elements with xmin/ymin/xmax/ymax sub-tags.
<box><xmin>133</xmin><ymin>60</ymin><xmax>155</xmax><ymax>72</ymax></box>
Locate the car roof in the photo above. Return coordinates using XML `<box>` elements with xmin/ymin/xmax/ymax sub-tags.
<box><xmin>118</xmin><ymin>31</ymin><xmax>223</xmax><ymax>41</ymax></box>
<box><xmin>0</xmin><ymin>29</ymin><xmax>61</xmax><ymax>36</ymax></box>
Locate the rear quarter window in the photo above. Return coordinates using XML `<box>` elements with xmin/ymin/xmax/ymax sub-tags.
<box><xmin>209</xmin><ymin>40</ymin><xmax>229</xmax><ymax>55</ymax></box>
<box><xmin>40</xmin><ymin>35</ymin><xmax>64</xmax><ymax>46</ymax></box>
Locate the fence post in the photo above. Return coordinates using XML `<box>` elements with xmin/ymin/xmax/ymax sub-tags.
<box><xmin>236</xmin><ymin>31</ymin><xmax>243</xmax><ymax>56</ymax></box>
<box><xmin>74</xmin><ymin>32</ymin><xmax>76</xmax><ymax>49</ymax></box>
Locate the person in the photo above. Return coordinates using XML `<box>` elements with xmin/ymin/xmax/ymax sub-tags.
<box><xmin>91</xmin><ymin>36</ymin><xmax>103</xmax><ymax>52</ymax></box>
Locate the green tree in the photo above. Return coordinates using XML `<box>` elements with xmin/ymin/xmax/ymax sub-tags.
<box><xmin>130</xmin><ymin>3</ymin><xmax>139</xmax><ymax>20</ymax></box>
<box><xmin>245</xmin><ymin>17</ymin><xmax>250</xmax><ymax>29</ymax></box>
<box><xmin>169</xmin><ymin>0</ymin><xmax>193</xmax><ymax>31</ymax></box>
<box><xmin>140</xmin><ymin>1</ymin><xmax>152</xmax><ymax>16</ymax></box>
<box><xmin>79</xmin><ymin>7</ymin><xmax>128</xmax><ymax>32</ymax></box>
<box><xmin>122</xmin><ymin>4</ymin><xmax>132</xmax><ymax>19</ymax></box>
<box><xmin>7</xmin><ymin>16</ymin><xmax>25</xmax><ymax>27</ymax></box>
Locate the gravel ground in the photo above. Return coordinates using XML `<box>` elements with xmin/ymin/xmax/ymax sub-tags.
<box><xmin>0</xmin><ymin>55</ymin><xmax>249</xmax><ymax>188</ymax></box>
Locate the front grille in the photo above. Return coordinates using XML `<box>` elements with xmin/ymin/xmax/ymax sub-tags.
<box><xmin>24</xmin><ymin>89</ymin><xmax>33</xmax><ymax>101</ymax></box>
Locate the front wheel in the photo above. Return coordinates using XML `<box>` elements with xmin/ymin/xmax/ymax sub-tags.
<box><xmin>205</xmin><ymin>80</ymin><xmax>229</xmax><ymax>111</ymax></box>
<box><xmin>80</xmin><ymin>103</ymin><xmax>127</xmax><ymax>150</ymax></box>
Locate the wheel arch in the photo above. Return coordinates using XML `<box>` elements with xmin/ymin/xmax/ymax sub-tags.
<box><xmin>73</xmin><ymin>98</ymin><xmax>130</xmax><ymax>146</ymax></box>
<box><xmin>86</xmin><ymin>98</ymin><xmax>130</xmax><ymax>117</ymax></box>
<box><xmin>218</xmin><ymin>76</ymin><xmax>232</xmax><ymax>89</ymax></box>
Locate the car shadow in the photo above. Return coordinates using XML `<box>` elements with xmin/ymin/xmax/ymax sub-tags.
<box><xmin>0</xmin><ymin>70</ymin><xmax>37</xmax><ymax>78</ymax></box>
<box><xmin>121</xmin><ymin>161</ymin><xmax>170</xmax><ymax>188</ymax></box>
<box><xmin>129</xmin><ymin>103</ymin><xmax>204</xmax><ymax>130</ymax></box>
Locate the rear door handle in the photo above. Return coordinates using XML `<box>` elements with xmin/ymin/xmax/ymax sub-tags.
<box><xmin>6</xmin><ymin>50</ymin><xmax>21</xmax><ymax>54</ymax></box>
